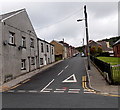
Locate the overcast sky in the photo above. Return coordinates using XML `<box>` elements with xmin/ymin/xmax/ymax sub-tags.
<box><xmin>0</xmin><ymin>1</ymin><xmax>119</xmax><ymax>47</ymax></box>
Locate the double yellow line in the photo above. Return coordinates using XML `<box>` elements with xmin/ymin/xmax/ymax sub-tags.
<box><xmin>82</xmin><ymin>76</ymin><xmax>120</xmax><ymax>97</ymax></box>
<box><xmin>82</xmin><ymin>76</ymin><xmax>95</xmax><ymax>92</ymax></box>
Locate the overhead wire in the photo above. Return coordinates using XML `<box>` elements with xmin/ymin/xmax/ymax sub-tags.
<box><xmin>35</xmin><ymin>7</ymin><xmax>83</xmax><ymax>31</ymax></box>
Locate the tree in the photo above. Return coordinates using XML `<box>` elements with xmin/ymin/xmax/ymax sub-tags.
<box><xmin>90</xmin><ymin>46</ymin><xmax>97</xmax><ymax>56</ymax></box>
<box><xmin>97</xmin><ymin>46</ymin><xmax>102</xmax><ymax>54</ymax></box>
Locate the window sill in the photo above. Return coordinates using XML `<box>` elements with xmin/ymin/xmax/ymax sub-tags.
<box><xmin>30</xmin><ymin>46</ymin><xmax>34</xmax><ymax>48</ymax></box>
<box><xmin>8</xmin><ymin>43</ymin><xmax>16</xmax><ymax>46</ymax></box>
<box><xmin>21</xmin><ymin>68</ymin><xmax>26</xmax><ymax>70</ymax></box>
<box><xmin>22</xmin><ymin>47</ymin><xmax>26</xmax><ymax>49</ymax></box>
<box><xmin>31</xmin><ymin>64</ymin><xmax>35</xmax><ymax>65</ymax></box>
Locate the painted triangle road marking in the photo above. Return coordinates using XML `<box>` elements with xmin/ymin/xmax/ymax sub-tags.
<box><xmin>62</xmin><ymin>74</ymin><xmax>77</xmax><ymax>83</ymax></box>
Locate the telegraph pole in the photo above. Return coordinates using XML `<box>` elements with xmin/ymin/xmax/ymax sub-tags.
<box><xmin>84</xmin><ymin>5</ymin><xmax>90</xmax><ymax>70</ymax></box>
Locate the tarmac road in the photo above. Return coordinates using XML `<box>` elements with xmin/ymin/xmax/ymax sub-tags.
<box><xmin>2</xmin><ymin>55</ymin><xmax>119</xmax><ymax>109</ymax></box>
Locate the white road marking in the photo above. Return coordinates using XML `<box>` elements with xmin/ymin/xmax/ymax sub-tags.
<box><xmin>54</xmin><ymin>91</ymin><xmax>64</xmax><ymax>93</ymax></box>
<box><xmin>65</xmin><ymin>65</ymin><xmax>69</xmax><ymax>69</ymax></box>
<box><xmin>101</xmin><ymin>93</ymin><xmax>109</xmax><ymax>95</ymax></box>
<box><xmin>28</xmin><ymin>90</ymin><xmax>37</xmax><ymax>93</ymax></box>
<box><xmin>41</xmin><ymin>91</ymin><xmax>50</xmax><ymax>93</ymax></box>
<box><xmin>44</xmin><ymin>88</ymin><xmax>52</xmax><ymax>91</ymax></box>
<box><xmin>57</xmin><ymin>70</ymin><xmax>64</xmax><ymax>76</ymax></box>
<box><xmin>17</xmin><ymin>90</ymin><xmax>26</xmax><ymax>92</ymax></box>
<box><xmin>40</xmin><ymin>79</ymin><xmax>55</xmax><ymax>92</ymax></box>
<box><xmin>69</xmin><ymin>89</ymin><xmax>80</xmax><ymax>91</ymax></box>
<box><xmin>7</xmin><ymin>90</ymin><xmax>15</xmax><ymax>93</ymax></box>
<box><xmin>68</xmin><ymin>91</ymin><xmax>79</xmax><ymax>93</ymax></box>
<box><xmin>56</xmin><ymin>89</ymin><xmax>66</xmax><ymax>91</ymax></box>
<box><xmin>62</xmin><ymin>74</ymin><xmax>77</xmax><ymax>83</ymax></box>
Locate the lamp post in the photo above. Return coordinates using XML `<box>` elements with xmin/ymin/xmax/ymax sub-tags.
<box><xmin>77</xmin><ymin>5</ymin><xmax>90</xmax><ymax>70</ymax></box>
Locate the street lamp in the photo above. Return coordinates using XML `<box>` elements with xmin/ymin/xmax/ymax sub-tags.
<box><xmin>77</xmin><ymin>5</ymin><xmax>90</xmax><ymax>70</ymax></box>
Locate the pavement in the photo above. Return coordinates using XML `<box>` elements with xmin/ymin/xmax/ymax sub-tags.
<box><xmin>0</xmin><ymin>60</ymin><xmax>63</xmax><ymax>92</ymax></box>
<box><xmin>84</xmin><ymin>57</ymin><xmax>120</xmax><ymax>95</ymax></box>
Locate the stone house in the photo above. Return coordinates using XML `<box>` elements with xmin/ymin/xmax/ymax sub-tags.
<box><xmin>0</xmin><ymin>9</ymin><xmax>38</xmax><ymax>83</ymax></box>
<box><xmin>59</xmin><ymin>41</ymin><xmax>69</xmax><ymax>59</ymax></box>
<box><xmin>50</xmin><ymin>40</ymin><xmax>64</xmax><ymax>60</ymax></box>
<box><xmin>50</xmin><ymin>40</ymin><xmax>78</xmax><ymax>60</ymax></box>
<box><xmin>0</xmin><ymin>9</ymin><xmax>55</xmax><ymax>84</ymax></box>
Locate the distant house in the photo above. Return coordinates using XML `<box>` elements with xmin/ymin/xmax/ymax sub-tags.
<box><xmin>50</xmin><ymin>40</ymin><xmax>78</xmax><ymax>61</ymax></box>
<box><xmin>113</xmin><ymin>39</ymin><xmax>120</xmax><ymax>57</ymax></box>
<box><xmin>50</xmin><ymin>40</ymin><xmax>64</xmax><ymax>60</ymax></box>
<box><xmin>89</xmin><ymin>40</ymin><xmax>102</xmax><ymax>48</ymax></box>
<box><xmin>59</xmin><ymin>41</ymin><xmax>69</xmax><ymax>59</ymax></box>
<box><xmin>69</xmin><ymin>46</ymin><xmax>75</xmax><ymax>57</ymax></box>
<box><xmin>83</xmin><ymin>40</ymin><xmax>102</xmax><ymax>56</ymax></box>
<box><xmin>38</xmin><ymin>38</ymin><xmax>55</xmax><ymax>67</ymax></box>
<box><xmin>83</xmin><ymin>40</ymin><xmax>113</xmax><ymax>56</ymax></box>
<box><xmin>59</xmin><ymin>41</ymin><xmax>78</xmax><ymax>58</ymax></box>
<box><xmin>97</xmin><ymin>41</ymin><xmax>113</xmax><ymax>52</ymax></box>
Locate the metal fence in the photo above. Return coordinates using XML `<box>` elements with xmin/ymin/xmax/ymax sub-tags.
<box><xmin>90</xmin><ymin>56</ymin><xmax>120</xmax><ymax>84</ymax></box>
<box><xmin>111</xmin><ymin>66</ymin><xmax>120</xmax><ymax>84</ymax></box>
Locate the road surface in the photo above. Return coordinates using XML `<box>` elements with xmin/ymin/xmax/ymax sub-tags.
<box><xmin>2</xmin><ymin>55</ymin><xmax>119</xmax><ymax>109</ymax></box>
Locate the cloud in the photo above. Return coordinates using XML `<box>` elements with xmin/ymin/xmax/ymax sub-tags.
<box><xmin>0</xmin><ymin>2</ymin><xmax>118</xmax><ymax>47</ymax></box>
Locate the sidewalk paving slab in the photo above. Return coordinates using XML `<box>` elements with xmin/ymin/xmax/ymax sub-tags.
<box><xmin>84</xmin><ymin>57</ymin><xmax>120</xmax><ymax>95</ymax></box>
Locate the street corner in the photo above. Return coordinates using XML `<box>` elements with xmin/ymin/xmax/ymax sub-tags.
<box><xmin>82</xmin><ymin>75</ymin><xmax>97</xmax><ymax>94</ymax></box>
<box><xmin>83</xmin><ymin>75</ymin><xmax>120</xmax><ymax>97</ymax></box>
<box><xmin>0</xmin><ymin>86</ymin><xmax>10</xmax><ymax>92</ymax></box>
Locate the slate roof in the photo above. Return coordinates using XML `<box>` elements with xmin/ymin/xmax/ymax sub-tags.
<box><xmin>113</xmin><ymin>39</ymin><xmax>120</xmax><ymax>46</ymax></box>
<box><xmin>0</xmin><ymin>9</ymin><xmax>25</xmax><ymax>21</ymax></box>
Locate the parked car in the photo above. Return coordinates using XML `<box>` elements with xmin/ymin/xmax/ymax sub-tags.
<box><xmin>73</xmin><ymin>53</ymin><xmax>77</xmax><ymax>57</ymax></box>
<box><xmin>81</xmin><ymin>52</ymin><xmax>85</xmax><ymax>57</ymax></box>
<box><xmin>73</xmin><ymin>53</ymin><xmax>79</xmax><ymax>57</ymax></box>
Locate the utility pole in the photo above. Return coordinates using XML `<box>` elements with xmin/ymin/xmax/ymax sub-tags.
<box><xmin>84</xmin><ymin>5</ymin><xmax>90</xmax><ymax>70</ymax></box>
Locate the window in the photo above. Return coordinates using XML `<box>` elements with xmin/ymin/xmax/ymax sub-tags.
<box><xmin>31</xmin><ymin>57</ymin><xmax>35</xmax><ymax>65</ymax></box>
<box><xmin>40</xmin><ymin>58</ymin><xmax>43</xmax><ymax>65</ymax></box>
<box><xmin>21</xmin><ymin>59</ymin><xmax>26</xmax><ymax>70</ymax></box>
<box><xmin>47</xmin><ymin>45</ymin><xmax>49</xmax><ymax>52</ymax></box>
<box><xmin>22</xmin><ymin>37</ymin><xmax>26</xmax><ymax>48</ymax></box>
<box><xmin>30</xmin><ymin>38</ymin><xmax>34</xmax><ymax>48</ymax></box>
<box><xmin>9</xmin><ymin>32</ymin><xmax>15</xmax><ymax>45</ymax></box>
<box><xmin>52</xmin><ymin>47</ymin><xmax>54</xmax><ymax>55</ymax></box>
<box><xmin>41</xmin><ymin>43</ymin><xmax>44</xmax><ymax>52</ymax></box>
<box><xmin>48</xmin><ymin>58</ymin><xmax>50</xmax><ymax>64</ymax></box>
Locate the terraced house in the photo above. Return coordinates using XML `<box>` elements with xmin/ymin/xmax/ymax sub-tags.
<box><xmin>38</xmin><ymin>38</ymin><xmax>55</xmax><ymax>67</ymax></box>
<box><xmin>0</xmin><ymin>9</ymin><xmax>38</xmax><ymax>84</ymax></box>
<box><xmin>50</xmin><ymin>40</ymin><xmax>78</xmax><ymax>61</ymax></box>
<box><xmin>0</xmin><ymin>9</ymin><xmax>55</xmax><ymax>84</ymax></box>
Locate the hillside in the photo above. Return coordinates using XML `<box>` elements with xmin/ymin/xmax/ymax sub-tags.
<box><xmin>76</xmin><ymin>36</ymin><xmax>120</xmax><ymax>52</ymax></box>
<box><xmin>98</xmin><ymin>36</ymin><xmax>120</xmax><ymax>47</ymax></box>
